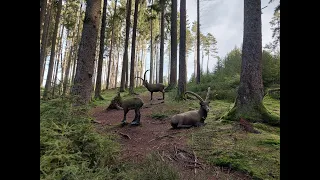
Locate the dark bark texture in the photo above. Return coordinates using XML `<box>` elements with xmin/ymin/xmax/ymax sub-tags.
<box><xmin>120</xmin><ymin>0</ymin><xmax>132</xmax><ymax>92</ymax></box>
<box><xmin>225</xmin><ymin>0</ymin><xmax>279</xmax><ymax>126</ymax></box>
<box><xmin>95</xmin><ymin>0</ymin><xmax>108</xmax><ymax>99</ymax></box>
<box><xmin>71</xmin><ymin>0</ymin><xmax>101</xmax><ymax>105</ymax></box>
<box><xmin>129</xmin><ymin>0</ymin><xmax>140</xmax><ymax>94</ymax></box>
<box><xmin>169</xmin><ymin>0</ymin><xmax>177</xmax><ymax>89</ymax></box>
<box><xmin>177</xmin><ymin>0</ymin><xmax>186</xmax><ymax>99</ymax></box>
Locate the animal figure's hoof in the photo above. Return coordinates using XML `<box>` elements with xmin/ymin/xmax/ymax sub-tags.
<box><xmin>130</xmin><ymin>121</ymin><xmax>140</xmax><ymax>126</ymax></box>
<box><xmin>121</xmin><ymin>121</ymin><xmax>127</xmax><ymax>127</ymax></box>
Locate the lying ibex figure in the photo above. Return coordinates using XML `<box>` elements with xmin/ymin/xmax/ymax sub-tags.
<box><xmin>112</xmin><ymin>92</ymin><xmax>144</xmax><ymax>126</ymax></box>
<box><xmin>170</xmin><ymin>87</ymin><xmax>211</xmax><ymax>129</ymax></box>
<box><xmin>135</xmin><ymin>70</ymin><xmax>166</xmax><ymax>100</ymax></box>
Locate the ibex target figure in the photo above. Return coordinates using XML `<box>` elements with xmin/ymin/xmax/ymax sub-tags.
<box><xmin>170</xmin><ymin>87</ymin><xmax>211</xmax><ymax>129</ymax></box>
<box><xmin>112</xmin><ymin>92</ymin><xmax>144</xmax><ymax>126</ymax></box>
<box><xmin>135</xmin><ymin>70</ymin><xmax>166</xmax><ymax>101</ymax></box>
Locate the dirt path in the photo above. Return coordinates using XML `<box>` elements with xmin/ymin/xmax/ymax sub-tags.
<box><xmin>92</xmin><ymin>92</ymin><xmax>251</xmax><ymax>180</ymax></box>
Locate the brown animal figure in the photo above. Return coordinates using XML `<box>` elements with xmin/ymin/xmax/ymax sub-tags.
<box><xmin>106</xmin><ymin>92</ymin><xmax>123</xmax><ymax>111</ymax></box>
<box><xmin>113</xmin><ymin>92</ymin><xmax>144</xmax><ymax>126</ymax></box>
<box><xmin>170</xmin><ymin>87</ymin><xmax>211</xmax><ymax>129</ymax></box>
<box><xmin>135</xmin><ymin>70</ymin><xmax>166</xmax><ymax>101</ymax></box>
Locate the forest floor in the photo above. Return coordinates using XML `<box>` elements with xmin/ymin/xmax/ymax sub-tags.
<box><xmin>90</xmin><ymin>90</ymin><xmax>257</xmax><ymax>180</ymax></box>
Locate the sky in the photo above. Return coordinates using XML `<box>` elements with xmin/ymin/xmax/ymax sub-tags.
<box><xmin>43</xmin><ymin>0</ymin><xmax>279</xmax><ymax>86</ymax></box>
<box><xmin>143</xmin><ymin>0</ymin><xmax>279</xmax><ymax>82</ymax></box>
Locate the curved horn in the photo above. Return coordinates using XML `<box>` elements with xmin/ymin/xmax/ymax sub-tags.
<box><xmin>144</xmin><ymin>70</ymin><xmax>149</xmax><ymax>82</ymax></box>
<box><xmin>185</xmin><ymin>91</ymin><xmax>204</xmax><ymax>102</ymax></box>
<box><xmin>135</xmin><ymin>77</ymin><xmax>144</xmax><ymax>81</ymax></box>
<box><xmin>205</xmin><ymin>87</ymin><xmax>211</xmax><ymax>102</ymax></box>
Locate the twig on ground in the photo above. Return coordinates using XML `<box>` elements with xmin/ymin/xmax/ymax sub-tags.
<box><xmin>148</xmin><ymin>132</ymin><xmax>179</xmax><ymax>143</ymax></box>
<box><xmin>93</xmin><ymin>120</ymin><xmax>102</xmax><ymax>124</ymax></box>
<box><xmin>164</xmin><ymin>154</ymin><xmax>173</xmax><ymax>161</ymax></box>
<box><xmin>119</xmin><ymin>132</ymin><xmax>131</xmax><ymax>139</ymax></box>
<box><xmin>193</xmin><ymin>150</ymin><xmax>198</xmax><ymax>174</ymax></box>
<box><xmin>157</xmin><ymin>151</ymin><xmax>165</xmax><ymax>162</ymax></box>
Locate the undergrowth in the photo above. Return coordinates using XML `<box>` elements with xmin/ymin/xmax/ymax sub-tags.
<box><xmin>40</xmin><ymin>97</ymin><xmax>121</xmax><ymax>180</ymax></box>
<box><xmin>186</xmin><ymin>95</ymin><xmax>280</xmax><ymax>179</ymax></box>
<box><xmin>120</xmin><ymin>153</ymin><xmax>180</xmax><ymax>180</ymax></box>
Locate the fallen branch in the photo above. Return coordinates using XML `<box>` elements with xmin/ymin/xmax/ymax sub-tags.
<box><xmin>92</xmin><ymin>120</ymin><xmax>102</xmax><ymax>124</ymax></box>
<box><xmin>148</xmin><ymin>132</ymin><xmax>179</xmax><ymax>143</ymax></box>
<box><xmin>185</xmin><ymin>164</ymin><xmax>203</xmax><ymax>169</ymax></box>
<box><xmin>193</xmin><ymin>150</ymin><xmax>198</xmax><ymax>174</ymax></box>
<box><xmin>164</xmin><ymin>154</ymin><xmax>173</xmax><ymax>161</ymax></box>
<box><xmin>157</xmin><ymin>151</ymin><xmax>165</xmax><ymax>162</ymax></box>
<box><xmin>119</xmin><ymin>132</ymin><xmax>131</xmax><ymax>139</ymax></box>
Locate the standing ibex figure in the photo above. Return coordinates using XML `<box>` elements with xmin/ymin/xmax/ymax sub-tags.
<box><xmin>170</xmin><ymin>87</ymin><xmax>211</xmax><ymax>129</ymax></box>
<box><xmin>112</xmin><ymin>92</ymin><xmax>144</xmax><ymax>126</ymax></box>
<box><xmin>135</xmin><ymin>70</ymin><xmax>166</xmax><ymax>101</ymax></box>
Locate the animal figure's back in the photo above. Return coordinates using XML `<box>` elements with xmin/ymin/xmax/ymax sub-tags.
<box><xmin>170</xmin><ymin>110</ymin><xmax>200</xmax><ymax>128</ymax></box>
<box><xmin>122</xmin><ymin>97</ymin><xmax>144</xmax><ymax>109</ymax></box>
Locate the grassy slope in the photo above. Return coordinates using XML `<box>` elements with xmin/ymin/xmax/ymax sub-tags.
<box><xmin>41</xmin><ymin>87</ymin><xmax>279</xmax><ymax>180</ymax></box>
<box><xmin>187</xmin><ymin>96</ymin><xmax>280</xmax><ymax>179</ymax></box>
<box><xmin>147</xmin><ymin>90</ymin><xmax>280</xmax><ymax>179</ymax></box>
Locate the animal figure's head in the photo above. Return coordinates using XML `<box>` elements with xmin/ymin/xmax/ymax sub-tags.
<box><xmin>134</xmin><ymin>70</ymin><xmax>150</xmax><ymax>87</ymax></box>
<box><xmin>199</xmin><ymin>101</ymin><xmax>210</xmax><ymax>112</ymax></box>
<box><xmin>143</xmin><ymin>70</ymin><xmax>149</xmax><ymax>86</ymax></box>
<box><xmin>185</xmin><ymin>87</ymin><xmax>211</xmax><ymax>113</ymax></box>
<box><xmin>114</xmin><ymin>91</ymin><xmax>122</xmax><ymax>103</ymax></box>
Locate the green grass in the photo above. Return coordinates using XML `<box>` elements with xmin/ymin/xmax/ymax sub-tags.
<box><xmin>263</xmin><ymin>95</ymin><xmax>280</xmax><ymax>116</ymax></box>
<box><xmin>189</xmin><ymin>95</ymin><xmax>279</xmax><ymax>179</ymax></box>
<box><xmin>40</xmin><ymin>97</ymin><xmax>121</xmax><ymax>180</ymax></box>
<box><xmin>119</xmin><ymin>153</ymin><xmax>180</xmax><ymax>180</ymax></box>
<box><xmin>41</xmin><ymin>86</ymin><xmax>280</xmax><ymax>180</ymax></box>
<box><xmin>162</xmin><ymin>93</ymin><xmax>280</xmax><ymax>179</ymax></box>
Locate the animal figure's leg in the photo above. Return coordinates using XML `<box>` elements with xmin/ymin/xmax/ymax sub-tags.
<box><xmin>162</xmin><ymin>90</ymin><xmax>165</xmax><ymax>100</ymax></box>
<box><xmin>121</xmin><ymin>108</ymin><xmax>129</xmax><ymax>125</ymax></box>
<box><xmin>177</xmin><ymin>124</ymin><xmax>193</xmax><ymax>128</ymax></box>
<box><xmin>150</xmin><ymin>92</ymin><xmax>153</xmax><ymax>100</ymax></box>
<box><xmin>177</xmin><ymin>120</ymin><xmax>193</xmax><ymax>128</ymax></box>
<box><xmin>195</xmin><ymin>122</ymin><xmax>206</xmax><ymax>127</ymax></box>
<box><xmin>131</xmin><ymin>108</ymin><xmax>141</xmax><ymax>125</ymax></box>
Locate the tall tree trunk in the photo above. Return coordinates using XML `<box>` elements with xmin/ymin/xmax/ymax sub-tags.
<box><xmin>104</xmin><ymin>59</ymin><xmax>108</xmax><ymax>88</ymax></box>
<box><xmin>40</xmin><ymin>0</ymin><xmax>47</xmax><ymax>40</ymax></box>
<box><xmin>193</xmin><ymin>42</ymin><xmax>197</xmax><ymax>81</ymax></box>
<box><xmin>107</xmin><ymin>0</ymin><xmax>118</xmax><ymax>89</ymax></box>
<box><xmin>52</xmin><ymin>25</ymin><xmax>64</xmax><ymax>97</ymax></box>
<box><xmin>169</xmin><ymin>0</ymin><xmax>177</xmax><ymax>88</ymax></box>
<box><xmin>177</xmin><ymin>0</ymin><xmax>186</xmax><ymax>99</ymax></box>
<box><xmin>159</xmin><ymin>0</ymin><xmax>165</xmax><ymax>83</ymax></box>
<box><xmin>43</xmin><ymin>0</ymin><xmax>63</xmax><ymax>99</ymax></box>
<box><xmin>129</xmin><ymin>0</ymin><xmax>139</xmax><ymax>94</ymax></box>
<box><xmin>168</xmin><ymin>47</ymin><xmax>170</xmax><ymax>83</ymax></box>
<box><xmin>196</xmin><ymin>0</ymin><xmax>200</xmax><ymax>84</ymax></box>
<box><xmin>71</xmin><ymin>3</ymin><xmax>83</xmax><ymax>86</ymax></box>
<box><xmin>206</xmin><ymin>53</ymin><xmax>209</xmax><ymax>74</ymax></box>
<box><xmin>225</xmin><ymin>0</ymin><xmax>279</xmax><ymax>125</ymax></box>
<box><xmin>94</xmin><ymin>0</ymin><xmax>107</xmax><ymax>99</ymax></box>
<box><xmin>40</xmin><ymin>0</ymin><xmax>52</xmax><ymax>86</ymax></box>
<box><xmin>140</xmin><ymin>44</ymin><xmax>145</xmax><ymax>86</ymax></box>
<box><xmin>71</xmin><ymin>0</ymin><xmax>101</xmax><ymax>105</ymax></box>
<box><xmin>135</xmin><ymin>43</ymin><xmax>139</xmax><ymax>87</ymax></box>
<box><xmin>155</xmin><ymin>43</ymin><xmax>158</xmax><ymax>83</ymax></box>
<box><xmin>63</xmin><ymin>31</ymin><xmax>75</xmax><ymax>96</ymax></box>
<box><xmin>115</xmin><ymin>46</ymin><xmax>120</xmax><ymax>88</ymax></box>
<box><xmin>149</xmin><ymin>0</ymin><xmax>154</xmax><ymax>84</ymax></box>
<box><xmin>201</xmin><ymin>49</ymin><xmax>204</xmax><ymax>73</ymax></box>
<box><xmin>60</xmin><ymin>34</ymin><xmax>68</xmax><ymax>95</ymax></box>
<box><xmin>120</xmin><ymin>0</ymin><xmax>132</xmax><ymax>92</ymax></box>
